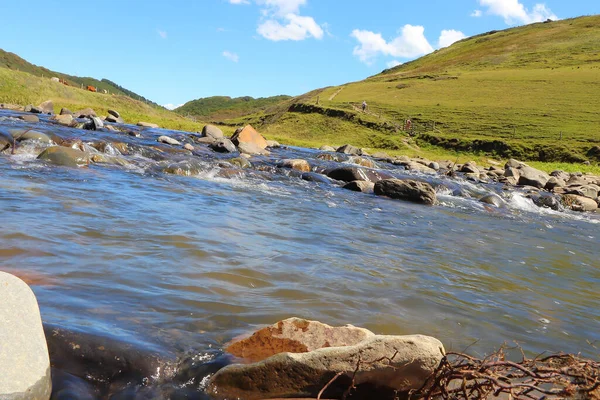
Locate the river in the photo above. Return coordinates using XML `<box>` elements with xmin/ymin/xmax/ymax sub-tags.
<box><xmin>0</xmin><ymin>109</ymin><xmax>598</xmax><ymax>395</ymax></box>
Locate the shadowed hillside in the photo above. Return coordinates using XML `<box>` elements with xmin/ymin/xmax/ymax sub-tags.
<box><xmin>175</xmin><ymin>95</ymin><xmax>291</xmax><ymax>121</ymax></box>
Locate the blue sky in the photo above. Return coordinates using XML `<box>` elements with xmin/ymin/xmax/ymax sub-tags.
<box><xmin>0</xmin><ymin>0</ymin><xmax>597</xmax><ymax>108</ymax></box>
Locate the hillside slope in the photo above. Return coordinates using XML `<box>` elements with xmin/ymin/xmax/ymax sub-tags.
<box><xmin>236</xmin><ymin>15</ymin><xmax>600</xmax><ymax>163</ymax></box>
<box><xmin>176</xmin><ymin>95</ymin><xmax>291</xmax><ymax>121</ymax></box>
<box><xmin>0</xmin><ymin>49</ymin><xmax>157</xmax><ymax>105</ymax></box>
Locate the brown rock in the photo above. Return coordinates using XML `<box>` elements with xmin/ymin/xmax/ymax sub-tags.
<box><xmin>19</xmin><ymin>114</ymin><xmax>39</xmax><ymax>123</ymax></box>
<box><xmin>343</xmin><ymin>180</ymin><xmax>375</xmax><ymax>193</ymax></box>
<box><xmin>51</xmin><ymin>114</ymin><xmax>74</xmax><ymax>126</ymax></box>
<box><xmin>137</xmin><ymin>121</ymin><xmax>159</xmax><ymax>128</ymax></box>
<box><xmin>37</xmin><ymin>100</ymin><xmax>54</xmax><ymax>114</ymax></box>
<box><xmin>226</xmin><ymin>318</ymin><xmax>373</xmax><ymax>363</ymax></box>
<box><xmin>278</xmin><ymin>159</ymin><xmax>311</xmax><ymax>172</ymax></box>
<box><xmin>183</xmin><ymin>143</ymin><xmax>195</xmax><ymax>151</ymax></box>
<box><xmin>348</xmin><ymin>156</ymin><xmax>375</xmax><ymax>168</ymax></box>
<box><xmin>562</xmin><ymin>194</ymin><xmax>598</xmax><ymax>212</ymax></box>
<box><xmin>231</xmin><ymin>125</ymin><xmax>268</xmax><ymax>149</ymax></box>
<box><xmin>75</xmin><ymin>108</ymin><xmax>97</xmax><ymax>118</ymax></box>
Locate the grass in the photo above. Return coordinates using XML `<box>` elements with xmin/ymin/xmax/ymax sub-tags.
<box><xmin>0</xmin><ymin>68</ymin><xmax>208</xmax><ymax>132</ymax></box>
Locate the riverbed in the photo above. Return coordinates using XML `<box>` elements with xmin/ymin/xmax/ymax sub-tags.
<box><xmin>0</xmin><ymin>109</ymin><xmax>598</xmax><ymax>394</ymax></box>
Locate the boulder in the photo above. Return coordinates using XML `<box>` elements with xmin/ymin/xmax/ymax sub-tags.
<box><xmin>75</xmin><ymin>108</ymin><xmax>97</xmax><ymax>118</ymax></box>
<box><xmin>90</xmin><ymin>116</ymin><xmax>104</xmax><ymax>130</ymax></box>
<box><xmin>0</xmin><ymin>103</ymin><xmax>24</xmax><ymax>111</ymax></box>
<box><xmin>505</xmin><ymin>159</ymin><xmax>525</xmax><ymax>169</ymax></box>
<box><xmin>231</xmin><ymin>125</ymin><xmax>268</xmax><ymax>149</ymax></box>
<box><xmin>202</xmin><ymin>124</ymin><xmax>225</xmax><ymax>140</ymax></box>
<box><xmin>518</xmin><ymin>165</ymin><xmax>550</xmax><ymax>188</ymax></box>
<box><xmin>37</xmin><ymin>146</ymin><xmax>90</xmax><ymax>167</ymax></box>
<box><xmin>479</xmin><ymin>193</ymin><xmax>505</xmax><ymax>207</ymax></box>
<box><xmin>374</xmin><ymin>179</ymin><xmax>437</xmax><ymax>205</ymax></box>
<box><xmin>562</xmin><ymin>194</ymin><xmax>598</xmax><ymax>212</ymax></box>
<box><xmin>460</xmin><ymin>162</ymin><xmax>479</xmax><ymax>174</ymax></box>
<box><xmin>266</xmin><ymin>140</ymin><xmax>280</xmax><ymax>148</ymax></box>
<box><xmin>208</xmin><ymin>322</ymin><xmax>443</xmax><ymax>400</ymax></box>
<box><xmin>238</xmin><ymin>141</ymin><xmax>270</xmax><ymax>156</ymax></box>
<box><xmin>51</xmin><ymin>114</ymin><xmax>74</xmax><ymax>126</ymax></box>
<box><xmin>29</xmin><ymin>106</ymin><xmax>43</xmax><ymax>114</ymax></box>
<box><xmin>0</xmin><ymin>271</ymin><xmax>52</xmax><ymax>400</ymax></box>
<box><xmin>550</xmin><ymin>170</ymin><xmax>571</xmax><ymax>181</ymax></box>
<box><xmin>19</xmin><ymin>114</ymin><xmax>40</xmax><ymax>123</ymax></box>
<box><xmin>24</xmin><ymin>104</ymin><xmax>33</xmax><ymax>112</ymax></box>
<box><xmin>343</xmin><ymin>180</ymin><xmax>375</xmax><ymax>193</ymax></box>
<box><xmin>545</xmin><ymin>176</ymin><xmax>566</xmax><ymax>191</ymax></box>
<box><xmin>327</xmin><ymin>166</ymin><xmax>392</xmax><ymax>183</ymax></box>
<box><xmin>210</xmin><ymin>139</ymin><xmax>237</xmax><ymax>153</ymax></box>
<box><xmin>336</xmin><ymin>144</ymin><xmax>362</xmax><ymax>155</ymax></box>
<box><xmin>503</xmin><ymin>166</ymin><xmax>520</xmax><ymax>185</ymax></box>
<box><xmin>157</xmin><ymin>136</ymin><xmax>181</xmax><ymax>146</ymax></box>
<box><xmin>278</xmin><ymin>159</ymin><xmax>311</xmax><ymax>173</ymax></box>
<box><xmin>59</xmin><ymin>108</ymin><xmax>73</xmax><ymax>116</ymax></box>
<box><xmin>137</xmin><ymin>121</ymin><xmax>159</xmax><ymax>128</ymax></box>
<box><xmin>403</xmin><ymin>161</ymin><xmax>437</xmax><ymax>174</ymax></box>
<box><xmin>37</xmin><ymin>100</ymin><xmax>54</xmax><ymax>114</ymax></box>
<box><xmin>105</xmin><ymin>114</ymin><xmax>124</xmax><ymax>124</ymax></box>
<box><xmin>319</xmin><ymin>145</ymin><xmax>336</xmax><ymax>152</ymax></box>
<box><xmin>429</xmin><ymin>161</ymin><xmax>440</xmax><ymax>171</ymax></box>
<box><xmin>107</xmin><ymin>109</ymin><xmax>120</xmax><ymax>118</ymax></box>
<box><xmin>9</xmin><ymin>129</ymin><xmax>52</xmax><ymax>143</ymax></box>
<box><xmin>226</xmin><ymin>318</ymin><xmax>374</xmax><ymax>363</ymax></box>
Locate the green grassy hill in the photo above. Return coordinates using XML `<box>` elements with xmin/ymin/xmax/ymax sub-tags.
<box><xmin>231</xmin><ymin>15</ymin><xmax>600</xmax><ymax>165</ymax></box>
<box><xmin>176</xmin><ymin>95</ymin><xmax>291</xmax><ymax>121</ymax></box>
<box><xmin>0</xmin><ymin>49</ymin><xmax>158</xmax><ymax>106</ymax></box>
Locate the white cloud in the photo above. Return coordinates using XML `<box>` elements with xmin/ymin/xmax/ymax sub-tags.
<box><xmin>471</xmin><ymin>9</ymin><xmax>483</xmax><ymax>17</ymax></box>
<box><xmin>158</xmin><ymin>30</ymin><xmax>167</xmax><ymax>39</ymax></box>
<box><xmin>351</xmin><ymin>25</ymin><xmax>434</xmax><ymax>64</ymax></box>
<box><xmin>258</xmin><ymin>13</ymin><xmax>323</xmax><ymax>41</ymax></box>
<box><xmin>438</xmin><ymin>29</ymin><xmax>466</xmax><ymax>48</ymax></box>
<box><xmin>386</xmin><ymin>60</ymin><xmax>402</xmax><ymax>68</ymax></box>
<box><xmin>479</xmin><ymin>0</ymin><xmax>557</xmax><ymax>24</ymax></box>
<box><xmin>163</xmin><ymin>103</ymin><xmax>183</xmax><ymax>110</ymax></box>
<box><xmin>222</xmin><ymin>51</ymin><xmax>240</xmax><ymax>62</ymax></box>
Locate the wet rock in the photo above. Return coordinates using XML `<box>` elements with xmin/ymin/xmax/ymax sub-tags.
<box><xmin>343</xmin><ymin>180</ymin><xmax>375</xmax><ymax>193</ymax></box>
<box><xmin>137</xmin><ymin>121</ymin><xmax>159</xmax><ymax>128</ymax></box>
<box><xmin>231</xmin><ymin>125</ymin><xmax>268</xmax><ymax>149</ymax></box>
<box><xmin>266</xmin><ymin>140</ymin><xmax>280</xmax><ymax>148</ymax></box>
<box><xmin>0</xmin><ymin>271</ymin><xmax>52</xmax><ymax>400</ymax></box>
<box><xmin>532</xmin><ymin>193</ymin><xmax>562</xmax><ymax>211</ymax></box>
<box><xmin>238</xmin><ymin>141</ymin><xmax>270</xmax><ymax>156</ymax></box>
<box><xmin>107</xmin><ymin>109</ymin><xmax>120</xmax><ymax>118</ymax></box>
<box><xmin>545</xmin><ymin>176</ymin><xmax>566</xmax><ymax>191</ymax></box>
<box><xmin>227</xmin><ymin>157</ymin><xmax>252</xmax><ymax>169</ymax></box>
<box><xmin>209</xmin><ymin>329</ymin><xmax>443</xmax><ymax>400</ymax></box>
<box><xmin>374</xmin><ymin>179</ymin><xmax>437</xmax><ymax>205</ymax></box>
<box><xmin>278</xmin><ymin>159</ymin><xmax>311</xmax><ymax>172</ymax></box>
<box><xmin>300</xmin><ymin>172</ymin><xmax>332</xmax><ymax>184</ymax></box>
<box><xmin>38</xmin><ymin>100</ymin><xmax>54</xmax><ymax>114</ymax></box>
<box><xmin>76</xmin><ymin>108</ymin><xmax>97</xmax><ymax>118</ymax></box>
<box><xmin>9</xmin><ymin>129</ymin><xmax>52</xmax><ymax>143</ymax></box>
<box><xmin>44</xmin><ymin>325</ymin><xmax>177</xmax><ymax>388</ymax></box>
<box><xmin>319</xmin><ymin>145</ymin><xmax>336</xmax><ymax>152</ymax></box>
<box><xmin>317</xmin><ymin>153</ymin><xmax>347</xmax><ymax>162</ymax></box>
<box><xmin>562</xmin><ymin>194</ymin><xmax>598</xmax><ymax>212</ymax></box>
<box><xmin>105</xmin><ymin>114</ymin><xmax>124</xmax><ymax>124</ymax></box>
<box><xmin>336</xmin><ymin>144</ymin><xmax>362</xmax><ymax>155</ymax></box>
<box><xmin>158</xmin><ymin>136</ymin><xmax>181</xmax><ymax>146</ymax></box>
<box><xmin>327</xmin><ymin>166</ymin><xmax>392</xmax><ymax>183</ymax></box>
<box><xmin>518</xmin><ymin>165</ymin><xmax>550</xmax><ymax>188</ymax></box>
<box><xmin>37</xmin><ymin>146</ymin><xmax>90</xmax><ymax>167</ymax></box>
<box><xmin>19</xmin><ymin>114</ymin><xmax>40</xmax><ymax>123</ymax></box>
<box><xmin>59</xmin><ymin>108</ymin><xmax>73</xmax><ymax>116</ymax></box>
<box><xmin>202</xmin><ymin>124</ymin><xmax>224</xmax><ymax>140</ymax></box>
<box><xmin>226</xmin><ymin>318</ymin><xmax>374</xmax><ymax>363</ymax></box>
<box><xmin>479</xmin><ymin>193</ymin><xmax>505</xmax><ymax>207</ymax></box>
<box><xmin>429</xmin><ymin>161</ymin><xmax>440</xmax><ymax>171</ymax></box>
<box><xmin>460</xmin><ymin>162</ymin><xmax>479</xmax><ymax>174</ymax></box>
<box><xmin>348</xmin><ymin>156</ymin><xmax>375</xmax><ymax>168</ymax></box>
<box><xmin>90</xmin><ymin>116</ymin><xmax>104</xmax><ymax>130</ymax></box>
<box><xmin>209</xmin><ymin>139</ymin><xmax>237</xmax><ymax>153</ymax></box>
<box><xmin>51</xmin><ymin>114</ymin><xmax>74</xmax><ymax>126</ymax></box>
<box><xmin>183</xmin><ymin>143</ymin><xmax>195</xmax><ymax>151</ymax></box>
<box><xmin>51</xmin><ymin>370</ymin><xmax>98</xmax><ymax>400</ymax></box>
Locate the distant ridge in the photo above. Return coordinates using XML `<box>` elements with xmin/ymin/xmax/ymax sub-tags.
<box><xmin>175</xmin><ymin>95</ymin><xmax>292</xmax><ymax>121</ymax></box>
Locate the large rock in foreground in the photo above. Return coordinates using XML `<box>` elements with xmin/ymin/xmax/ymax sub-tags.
<box><xmin>37</xmin><ymin>146</ymin><xmax>90</xmax><ymax>167</ymax></box>
<box><xmin>0</xmin><ymin>271</ymin><xmax>52</xmax><ymax>400</ymax></box>
<box><xmin>230</xmin><ymin>125</ymin><xmax>268</xmax><ymax>149</ymax></box>
<box><xmin>374</xmin><ymin>179</ymin><xmax>437</xmax><ymax>205</ymax></box>
<box><xmin>208</xmin><ymin>320</ymin><xmax>444</xmax><ymax>400</ymax></box>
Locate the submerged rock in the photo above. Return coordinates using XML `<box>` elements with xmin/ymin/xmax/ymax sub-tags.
<box><xmin>278</xmin><ymin>159</ymin><xmax>311</xmax><ymax>172</ymax></box>
<box><xmin>37</xmin><ymin>146</ymin><xmax>90</xmax><ymax>167</ymax></box>
<box><xmin>0</xmin><ymin>271</ymin><xmax>52</xmax><ymax>400</ymax></box>
<box><xmin>158</xmin><ymin>136</ymin><xmax>181</xmax><ymax>146</ymax></box>
<box><xmin>374</xmin><ymin>179</ymin><xmax>437</xmax><ymax>205</ymax></box>
<box><xmin>208</xmin><ymin>318</ymin><xmax>444</xmax><ymax>400</ymax></box>
<box><xmin>19</xmin><ymin>114</ymin><xmax>40</xmax><ymax>123</ymax></box>
<box><xmin>479</xmin><ymin>193</ymin><xmax>506</xmax><ymax>207</ymax></box>
<box><xmin>10</xmin><ymin>129</ymin><xmax>52</xmax><ymax>143</ymax></box>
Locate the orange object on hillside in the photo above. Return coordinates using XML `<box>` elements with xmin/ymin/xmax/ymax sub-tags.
<box><xmin>87</xmin><ymin>85</ymin><xmax>97</xmax><ymax>92</ymax></box>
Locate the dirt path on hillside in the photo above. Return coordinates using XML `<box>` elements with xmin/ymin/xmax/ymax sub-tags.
<box><xmin>328</xmin><ymin>87</ymin><xmax>344</xmax><ymax>101</ymax></box>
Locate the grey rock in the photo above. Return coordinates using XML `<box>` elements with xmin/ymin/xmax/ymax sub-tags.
<box><xmin>336</xmin><ymin>144</ymin><xmax>362</xmax><ymax>155</ymax></box>
<box><xmin>19</xmin><ymin>114</ymin><xmax>40</xmax><ymax>123</ymax></box>
<box><xmin>566</xmin><ymin>184</ymin><xmax>599</xmax><ymax>200</ymax></box>
<box><xmin>183</xmin><ymin>143</ymin><xmax>195</xmax><ymax>151</ymax></box>
<box><xmin>429</xmin><ymin>161</ymin><xmax>440</xmax><ymax>171</ymax></box>
<box><xmin>201</xmin><ymin>124</ymin><xmax>224</xmax><ymax>140</ymax></box>
<box><xmin>460</xmin><ymin>162</ymin><xmax>479</xmax><ymax>174</ymax></box>
<box><xmin>107</xmin><ymin>109</ymin><xmax>120</xmax><ymax>118</ymax></box>
<box><xmin>59</xmin><ymin>108</ymin><xmax>73</xmax><ymax>116</ymax></box>
<box><xmin>75</xmin><ymin>108</ymin><xmax>97</xmax><ymax>118</ymax></box>
<box><xmin>327</xmin><ymin>166</ymin><xmax>392</xmax><ymax>183</ymax></box>
<box><xmin>37</xmin><ymin>146</ymin><xmax>90</xmax><ymax>167</ymax></box>
<box><xmin>90</xmin><ymin>116</ymin><xmax>104</xmax><ymax>130</ymax></box>
<box><xmin>51</xmin><ymin>114</ymin><xmax>74</xmax><ymax>126</ymax></box>
<box><xmin>210</xmin><ymin>139</ymin><xmax>237</xmax><ymax>153</ymax></box>
<box><xmin>137</xmin><ymin>121</ymin><xmax>159</xmax><ymax>128</ymax></box>
<box><xmin>238</xmin><ymin>141</ymin><xmax>270</xmax><ymax>156</ymax></box>
<box><xmin>374</xmin><ymin>179</ymin><xmax>437</xmax><ymax>205</ymax></box>
<box><xmin>207</xmin><ymin>334</ymin><xmax>444</xmax><ymax>400</ymax></box>
<box><xmin>518</xmin><ymin>166</ymin><xmax>550</xmax><ymax>188</ymax></box>
<box><xmin>301</xmin><ymin>172</ymin><xmax>333</xmax><ymax>184</ymax></box>
<box><xmin>278</xmin><ymin>159</ymin><xmax>311</xmax><ymax>172</ymax></box>
<box><xmin>105</xmin><ymin>115</ymin><xmax>124</xmax><ymax>124</ymax></box>
<box><xmin>479</xmin><ymin>193</ymin><xmax>505</xmax><ymax>207</ymax></box>
<box><xmin>562</xmin><ymin>194</ymin><xmax>598</xmax><ymax>212</ymax></box>
<box><xmin>24</xmin><ymin>104</ymin><xmax>33</xmax><ymax>112</ymax></box>
<box><xmin>0</xmin><ymin>271</ymin><xmax>52</xmax><ymax>400</ymax></box>
<box><xmin>157</xmin><ymin>136</ymin><xmax>181</xmax><ymax>146</ymax></box>
<box><xmin>37</xmin><ymin>100</ymin><xmax>54</xmax><ymax>114</ymax></box>
<box><xmin>343</xmin><ymin>180</ymin><xmax>375</xmax><ymax>193</ymax></box>
<box><xmin>545</xmin><ymin>176</ymin><xmax>566</xmax><ymax>191</ymax></box>
<box><xmin>318</xmin><ymin>145</ymin><xmax>336</xmax><ymax>152</ymax></box>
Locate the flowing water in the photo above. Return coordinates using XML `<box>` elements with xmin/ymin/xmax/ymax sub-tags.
<box><xmin>0</xmin><ymin>110</ymin><xmax>599</xmax><ymax>393</ymax></box>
